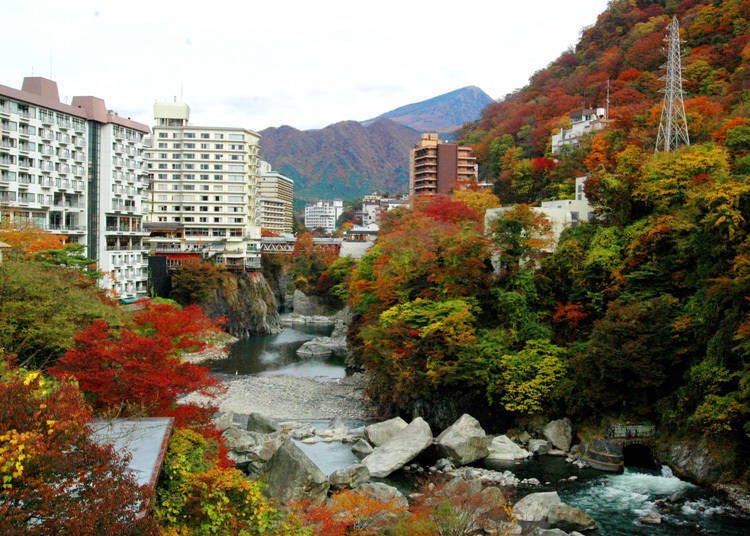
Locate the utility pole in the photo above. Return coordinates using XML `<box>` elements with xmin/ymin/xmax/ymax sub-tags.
<box><xmin>655</xmin><ymin>16</ymin><xmax>690</xmax><ymax>152</ymax></box>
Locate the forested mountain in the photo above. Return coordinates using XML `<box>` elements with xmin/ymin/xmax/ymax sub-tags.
<box><xmin>259</xmin><ymin>119</ymin><xmax>420</xmax><ymax>202</ymax></box>
<box><xmin>364</xmin><ymin>85</ymin><xmax>494</xmax><ymax>134</ymax></box>
<box><xmin>259</xmin><ymin>86</ymin><xmax>493</xmax><ymax>202</ymax></box>
<box><xmin>345</xmin><ymin>0</ymin><xmax>750</xmax><ymax>484</ymax></box>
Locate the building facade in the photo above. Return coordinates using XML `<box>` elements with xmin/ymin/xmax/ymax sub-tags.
<box><xmin>409</xmin><ymin>133</ymin><xmax>477</xmax><ymax>196</ymax></box>
<box><xmin>143</xmin><ymin>102</ymin><xmax>262</xmax><ymax>270</ymax></box>
<box><xmin>0</xmin><ymin>77</ymin><xmax>150</xmax><ymax>299</ymax></box>
<box><xmin>550</xmin><ymin>108</ymin><xmax>607</xmax><ymax>154</ymax></box>
<box><xmin>257</xmin><ymin>160</ymin><xmax>294</xmax><ymax>234</ymax></box>
<box><xmin>304</xmin><ymin>199</ymin><xmax>343</xmax><ymax>234</ymax></box>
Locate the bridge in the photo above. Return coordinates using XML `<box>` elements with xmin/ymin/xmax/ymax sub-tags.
<box><xmin>583</xmin><ymin>424</ymin><xmax>656</xmax><ymax>472</ymax></box>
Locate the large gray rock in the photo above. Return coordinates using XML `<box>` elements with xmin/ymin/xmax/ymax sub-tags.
<box><xmin>362</xmin><ymin>417</ymin><xmax>433</xmax><ymax>478</ymax></box>
<box><xmin>263</xmin><ymin>439</ymin><xmax>329</xmax><ymax>505</ymax></box>
<box><xmin>543</xmin><ymin>418</ymin><xmax>573</xmax><ymax>452</ymax></box>
<box><xmin>329</xmin><ymin>463</ymin><xmax>370</xmax><ymax>490</ymax></box>
<box><xmin>435</xmin><ymin>414</ymin><xmax>490</xmax><ymax>465</ymax></box>
<box><xmin>512</xmin><ymin>491</ymin><xmax>562</xmax><ymax>522</ymax></box>
<box><xmin>292</xmin><ymin>289</ymin><xmax>329</xmax><ymax>316</ymax></box>
<box><xmin>548</xmin><ymin>503</ymin><xmax>598</xmax><ymax>531</ymax></box>
<box><xmin>296</xmin><ymin>335</ymin><xmax>348</xmax><ymax>358</ymax></box>
<box><xmin>351</xmin><ymin>438</ymin><xmax>374</xmax><ymax>456</ymax></box>
<box><xmin>486</xmin><ymin>435</ymin><xmax>532</xmax><ymax>462</ymax></box>
<box><xmin>667</xmin><ymin>442</ymin><xmax>722</xmax><ymax>485</ymax></box>
<box><xmin>365</xmin><ymin>417</ymin><xmax>408</xmax><ymax>447</ymax></box>
<box><xmin>246</xmin><ymin>412</ymin><xmax>278</xmax><ymax>434</ymax></box>
<box><xmin>355</xmin><ymin>482</ymin><xmax>408</xmax><ymax>509</ymax></box>
<box><xmin>528</xmin><ymin>438</ymin><xmax>551</xmax><ymax>455</ymax></box>
<box><xmin>530</xmin><ymin>529</ymin><xmax>569</xmax><ymax>536</ymax></box>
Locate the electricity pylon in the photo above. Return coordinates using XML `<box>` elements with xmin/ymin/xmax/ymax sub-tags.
<box><xmin>655</xmin><ymin>16</ymin><xmax>690</xmax><ymax>152</ymax></box>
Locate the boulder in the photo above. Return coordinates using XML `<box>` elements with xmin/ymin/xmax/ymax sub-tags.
<box><xmin>292</xmin><ymin>289</ymin><xmax>329</xmax><ymax>316</ymax></box>
<box><xmin>263</xmin><ymin>439</ymin><xmax>329</xmax><ymax>505</ymax></box>
<box><xmin>486</xmin><ymin>435</ymin><xmax>532</xmax><ymax>462</ymax></box>
<box><xmin>355</xmin><ymin>482</ymin><xmax>409</xmax><ymax>509</ymax></box>
<box><xmin>528</xmin><ymin>439</ymin><xmax>551</xmax><ymax>455</ymax></box>
<box><xmin>296</xmin><ymin>339</ymin><xmax>334</xmax><ymax>358</ymax></box>
<box><xmin>362</xmin><ymin>417</ymin><xmax>433</xmax><ymax>478</ymax></box>
<box><xmin>548</xmin><ymin>503</ymin><xmax>598</xmax><ymax>531</ymax></box>
<box><xmin>530</xmin><ymin>529</ymin><xmax>569</xmax><ymax>536</ymax></box>
<box><xmin>351</xmin><ymin>438</ymin><xmax>374</xmax><ymax>456</ymax></box>
<box><xmin>640</xmin><ymin>511</ymin><xmax>662</xmax><ymax>525</ymax></box>
<box><xmin>365</xmin><ymin>417</ymin><xmax>408</xmax><ymax>447</ymax></box>
<box><xmin>512</xmin><ymin>491</ymin><xmax>562</xmax><ymax>522</ymax></box>
<box><xmin>246</xmin><ymin>412</ymin><xmax>278</xmax><ymax>434</ymax></box>
<box><xmin>329</xmin><ymin>463</ymin><xmax>370</xmax><ymax>490</ymax></box>
<box><xmin>667</xmin><ymin>442</ymin><xmax>722</xmax><ymax>485</ymax></box>
<box><xmin>543</xmin><ymin>418</ymin><xmax>573</xmax><ymax>452</ymax></box>
<box><xmin>435</xmin><ymin>414</ymin><xmax>490</xmax><ymax>465</ymax></box>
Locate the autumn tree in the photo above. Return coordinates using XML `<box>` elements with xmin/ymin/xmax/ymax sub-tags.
<box><xmin>0</xmin><ymin>356</ymin><xmax>157</xmax><ymax>535</ymax></box>
<box><xmin>0</xmin><ymin>260</ymin><xmax>122</xmax><ymax>368</ymax></box>
<box><xmin>169</xmin><ymin>257</ymin><xmax>226</xmax><ymax>305</ymax></box>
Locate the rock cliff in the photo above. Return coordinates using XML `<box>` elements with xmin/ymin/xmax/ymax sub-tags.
<box><xmin>204</xmin><ymin>271</ymin><xmax>281</xmax><ymax>337</ymax></box>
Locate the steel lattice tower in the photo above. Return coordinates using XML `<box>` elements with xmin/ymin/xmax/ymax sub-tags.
<box><xmin>655</xmin><ymin>16</ymin><xmax>690</xmax><ymax>152</ymax></box>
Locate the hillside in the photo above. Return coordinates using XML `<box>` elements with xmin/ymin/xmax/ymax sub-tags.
<box><xmin>364</xmin><ymin>85</ymin><xmax>494</xmax><ymax>134</ymax></box>
<box><xmin>461</xmin><ymin>0</ymin><xmax>749</xmax><ymax>201</ymax></box>
<box><xmin>259</xmin><ymin>119</ymin><xmax>420</xmax><ymax>202</ymax></box>
<box><xmin>259</xmin><ymin>86</ymin><xmax>493</xmax><ymax>202</ymax></box>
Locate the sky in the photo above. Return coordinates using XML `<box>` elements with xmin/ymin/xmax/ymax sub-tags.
<box><xmin>2</xmin><ymin>0</ymin><xmax>610</xmax><ymax>131</ymax></box>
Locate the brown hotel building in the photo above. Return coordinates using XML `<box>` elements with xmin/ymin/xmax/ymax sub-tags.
<box><xmin>409</xmin><ymin>133</ymin><xmax>477</xmax><ymax>196</ymax></box>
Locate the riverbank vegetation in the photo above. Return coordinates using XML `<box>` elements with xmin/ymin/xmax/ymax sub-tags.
<box><xmin>345</xmin><ymin>0</ymin><xmax>750</xmax><ymax>485</ymax></box>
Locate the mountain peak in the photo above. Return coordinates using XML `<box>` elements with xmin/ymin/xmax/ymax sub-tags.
<box><xmin>363</xmin><ymin>86</ymin><xmax>494</xmax><ymax>133</ymax></box>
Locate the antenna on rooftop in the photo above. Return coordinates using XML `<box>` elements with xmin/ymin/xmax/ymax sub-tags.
<box><xmin>655</xmin><ymin>16</ymin><xmax>690</xmax><ymax>152</ymax></box>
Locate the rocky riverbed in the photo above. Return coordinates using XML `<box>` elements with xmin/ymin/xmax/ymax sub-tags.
<box><xmin>181</xmin><ymin>371</ymin><xmax>375</xmax><ymax>421</ymax></box>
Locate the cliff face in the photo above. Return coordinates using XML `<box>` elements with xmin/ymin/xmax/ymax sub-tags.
<box><xmin>205</xmin><ymin>271</ymin><xmax>281</xmax><ymax>337</ymax></box>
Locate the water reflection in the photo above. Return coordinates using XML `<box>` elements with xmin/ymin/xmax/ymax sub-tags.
<box><xmin>206</xmin><ymin>324</ymin><xmax>344</xmax><ymax>378</ymax></box>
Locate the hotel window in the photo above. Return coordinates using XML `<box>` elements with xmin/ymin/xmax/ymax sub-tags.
<box><xmin>228</xmin><ymin>133</ymin><xmax>243</xmax><ymax>141</ymax></box>
<box><xmin>215</xmin><ymin>134</ymin><xmax>224</xmax><ymax>139</ymax></box>
<box><xmin>184</xmin><ymin>133</ymin><xmax>195</xmax><ymax>138</ymax></box>
<box><xmin>200</xmin><ymin>133</ymin><xmax>209</xmax><ymax>139</ymax></box>
<box><xmin>213</xmin><ymin>165</ymin><xmax>223</xmax><ymax>170</ymax></box>
<box><xmin>215</xmin><ymin>144</ymin><xmax>223</xmax><ymax>149</ymax></box>
<box><xmin>159</xmin><ymin>153</ymin><xmax>167</xmax><ymax>159</ymax></box>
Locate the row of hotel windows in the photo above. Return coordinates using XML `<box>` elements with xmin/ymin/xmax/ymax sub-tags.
<box><xmin>157</xmin><ymin>205</ymin><xmax>244</xmax><ymax>211</ymax></box>
<box><xmin>152</xmin><ymin>163</ymin><xmax>245</xmax><ymax>171</ymax></box>
<box><xmin>0</xmin><ymin>141</ymin><xmax>85</xmax><ymax>161</ymax></box>
<box><xmin>154</xmin><ymin>143</ymin><xmax>247</xmax><ymax>151</ymax></box>
<box><xmin>156</xmin><ymin>132</ymin><xmax>246</xmax><ymax>141</ymax></box>
<box><xmin>1</xmin><ymin>170</ymin><xmax>86</xmax><ymax>184</ymax></box>
<box><xmin>154</xmin><ymin>153</ymin><xmax>244</xmax><ymax>161</ymax></box>
<box><xmin>0</xmin><ymin>101</ymin><xmax>87</xmax><ymax>131</ymax></box>
<box><xmin>153</xmin><ymin>178</ymin><xmax>246</xmax><ymax>189</ymax></box>
<box><xmin>154</xmin><ymin>216</ymin><xmax>244</xmax><ymax>225</ymax></box>
<box><xmin>0</xmin><ymin>122</ymin><xmax>85</xmax><ymax>146</ymax></box>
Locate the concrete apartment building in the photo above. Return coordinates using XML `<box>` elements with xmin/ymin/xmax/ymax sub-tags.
<box><xmin>409</xmin><ymin>133</ymin><xmax>477</xmax><ymax>196</ymax></box>
<box><xmin>143</xmin><ymin>102</ymin><xmax>262</xmax><ymax>270</ymax></box>
<box><xmin>257</xmin><ymin>160</ymin><xmax>294</xmax><ymax>234</ymax></box>
<box><xmin>304</xmin><ymin>199</ymin><xmax>343</xmax><ymax>234</ymax></box>
<box><xmin>550</xmin><ymin>108</ymin><xmax>607</xmax><ymax>154</ymax></box>
<box><xmin>0</xmin><ymin>77</ymin><xmax>150</xmax><ymax>299</ymax></box>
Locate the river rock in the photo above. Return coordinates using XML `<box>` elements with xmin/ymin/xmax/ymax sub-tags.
<box><xmin>362</xmin><ymin>417</ymin><xmax>433</xmax><ymax>478</ymax></box>
<box><xmin>486</xmin><ymin>435</ymin><xmax>531</xmax><ymax>462</ymax></box>
<box><xmin>512</xmin><ymin>491</ymin><xmax>562</xmax><ymax>522</ymax></box>
<box><xmin>355</xmin><ymin>482</ymin><xmax>408</xmax><ymax>509</ymax></box>
<box><xmin>351</xmin><ymin>438</ymin><xmax>374</xmax><ymax>456</ymax></box>
<box><xmin>530</xmin><ymin>529</ymin><xmax>569</xmax><ymax>536</ymax></box>
<box><xmin>246</xmin><ymin>412</ymin><xmax>278</xmax><ymax>433</ymax></box>
<box><xmin>365</xmin><ymin>416</ymin><xmax>408</xmax><ymax>447</ymax></box>
<box><xmin>329</xmin><ymin>463</ymin><xmax>370</xmax><ymax>490</ymax></box>
<box><xmin>528</xmin><ymin>438</ymin><xmax>551</xmax><ymax>455</ymax></box>
<box><xmin>667</xmin><ymin>442</ymin><xmax>722</xmax><ymax>485</ymax></box>
<box><xmin>448</xmin><ymin>466</ymin><xmax>520</xmax><ymax>487</ymax></box>
<box><xmin>640</xmin><ymin>511</ymin><xmax>662</xmax><ymax>525</ymax></box>
<box><xmin>263</xmin><ymin>438</ymin><xmax>329</xmax><ymax>505</ymax></box>
<box><xmin>435</xmin><ymin>413</ymin><xmax>490</xmax><ymax>465</ymax></box>
<box><xmin>543</xmin><ymin>418</ymin><xmax>573</xmax><ymax>452</ymax></box>
<box><xmin>292</xmin><ymin>289</ymin><xmax>330</xmax><ymax>316</ymax></box>
<box><xmin>548</xmin><ymin>503</ymin><xmax>598</xmax><ymax>531</ymax></box>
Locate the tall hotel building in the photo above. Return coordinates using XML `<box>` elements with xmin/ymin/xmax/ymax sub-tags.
<box><xmin>143</xmin><ymin>103</ymin><xmax>262</xmax><ymax>270</ymax></box>
<box><xmin>0</xmin><ymin>77</ymin><xmax>150</xmax><ymax>299</ymax></box>
<box><xmin>409</xmin><ymin>133</ymin><xmax>477</xmax><ymax>196</ymax></box>
<box><xmin>257</xmin><ymin>160</ymin><xmax>294</xmax><ymax>234</ymax></box>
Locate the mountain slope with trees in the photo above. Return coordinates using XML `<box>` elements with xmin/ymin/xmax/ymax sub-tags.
<box><xmin>346</xmin><ymin>0</ymin><xmax>750</xmax><ymax>485</ymax></box>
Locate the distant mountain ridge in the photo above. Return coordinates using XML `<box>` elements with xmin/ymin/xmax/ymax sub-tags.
<box><xmin>259</xmin><ymin>86</ymin><xmax>493</xmax><ymax>202</ymax></box>
<box><xmin>364</xmin><ymin>86</ymin><xmax>494</xmax><ymax>134</ymax></box>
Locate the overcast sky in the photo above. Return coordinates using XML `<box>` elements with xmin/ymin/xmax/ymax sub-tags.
<box><xmin>2</xmin><ymin>0</ymin><xmax>610</xmax><ymax>131</ymax></box>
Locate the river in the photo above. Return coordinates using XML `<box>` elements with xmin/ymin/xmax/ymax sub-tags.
<box><xmin>213</xmin><ymin>324</ymin><xmax>749</xmax><ymax>534</ymax></box>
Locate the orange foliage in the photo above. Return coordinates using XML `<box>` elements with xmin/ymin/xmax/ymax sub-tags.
<box><xmin>0</xmin><ymin>221</ymin><xmax>67</xmax><ymax>256</ymax></box>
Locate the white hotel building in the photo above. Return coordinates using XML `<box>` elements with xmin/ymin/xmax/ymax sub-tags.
<box><xmin>0</xmin><ymin>77</ymin><xmax>150</xmax><ymax>299</ymax></box>
<box><xmin>143</xmin><ymin>103</ymin><xmax>262</xmax><ymax>270</ymax></box>
<box><xmin>257</xmin><ymin>160</ymin><xmax>294</xmax><ymax>234</ymax></box>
